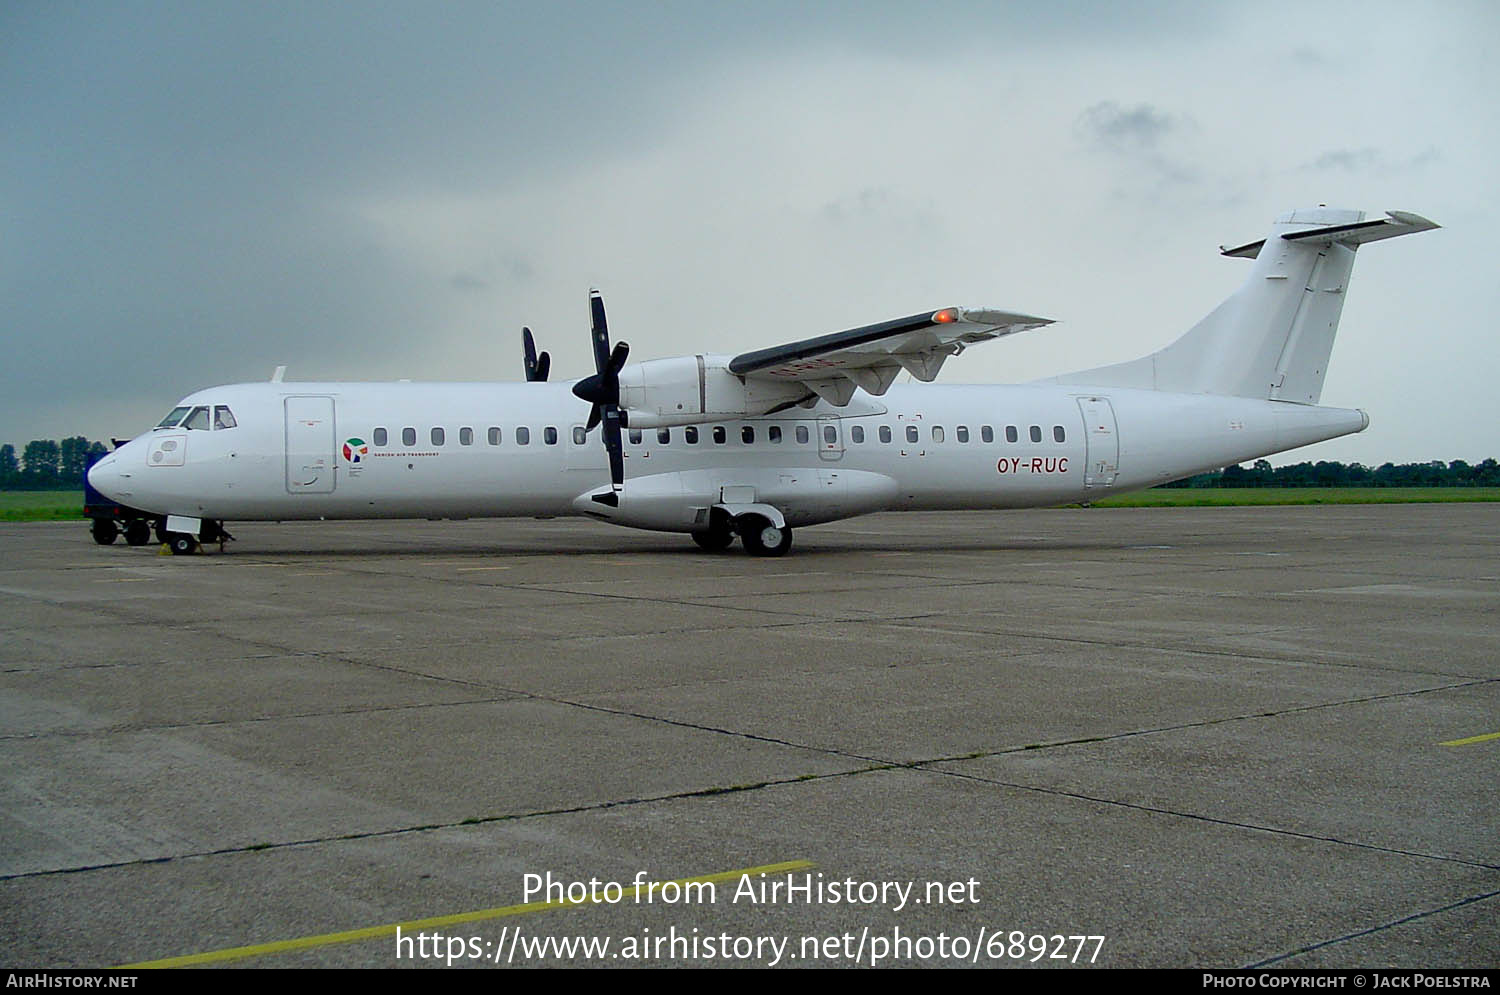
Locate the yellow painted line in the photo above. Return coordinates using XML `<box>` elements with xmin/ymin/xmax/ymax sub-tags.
<box><xmin>119</xmin><ymin>859</ymin><xmax>813</xmax><ymax>969</ymax></box>
<box><xmin>456</xmin><ymin>565</ymin><xmax>512</xmax><ymax>572</ymax></box>
<box><xmin>1439</xmin><ymin>732</ymin><xmax>1500</xmax><ymax>747</ymax></box>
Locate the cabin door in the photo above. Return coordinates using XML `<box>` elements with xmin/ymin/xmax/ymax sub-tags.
<box><xmin>285</xmin><ymin>395</ymin><xmax>337</xmax><ymax>494</ymax></box>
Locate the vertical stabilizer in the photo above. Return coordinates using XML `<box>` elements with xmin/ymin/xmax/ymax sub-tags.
<box><xmin>1054</xmin><ymin>209</ymin><xmax>1438</xmax><ymax>403</ymax></box>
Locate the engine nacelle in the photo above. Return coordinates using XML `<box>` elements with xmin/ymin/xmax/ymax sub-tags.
<box><xmin>618</xmin><ymin>355</ymin><xmax>807</xmax><ymax>429</ymax></box>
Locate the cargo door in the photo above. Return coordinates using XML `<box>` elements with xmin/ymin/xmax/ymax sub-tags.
<box><xmin>1077</xmin><ymin>396</ymin><xmax>1118</xmax><ymax>488</ymax></box>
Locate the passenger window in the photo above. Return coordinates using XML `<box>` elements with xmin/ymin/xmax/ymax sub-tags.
<box><xmin>1030</xmin><ymin>425</ymin><xmax>1042</xmax><ymax>443</ymax></box>
<box><xmin>544</xmin><ymin>427</ymin><xmax>558</xmax><ymax>445</ymax></box>
<box><xmin>373</xmin><ymin>427</ymin><xmax>388</xmax><ymax>447</ymax></box>
<box><xmin>795</xmin><ymin>426</ymin><xmax>810</xmax><ymax>444</ymax></box>
<box><xmin>431</xmin><ymin>427</ymin><xmax>445</xmax><ymax>446</ymax></box>
<box><xmin>572</xmin><ymin>426</ymin><xmax>587</xmax><ymax>445</ymax></box>
<box><xmin>905</xmin><ymin>425</ymin><xmax>918</xmax><ymax>443</ymax></box>
<box><xmin>516</xmin><ymin>427</ymin><xmax>530</xmax><ymax>445</ymax></box>
<box><xmin>460</xmin><ymin>427</ymin><xmax>473</xmax><ymax>446</ymax></box>
<box><xmin>879</xmin><ymin>426</ymin><xmax>892</xmax><ymax>443</ymax></box>
<box><xmin>684</xmin><ymin>426</ymin><xmax>698</xmax><ymax>444</ymax></box>
<box><xmin>851</xmin><ymin>425</ymin><xmax>865</xmax><ymax>444</ymax></box>
<box><xmin>1005</xmin><ymin>425</ymin><xmax>1018</xmax><ymax>443</ymax></box>
<box><xmin>156</xmin><ymin>406</ymin><xmax>190</xmax><ymax>429</ymax></box>
<box><xmin>932</xmin><ymin>426</ymin><xmax>945</xmax><ymax>443</ymax></box>
<box><xmin>403</xmin><ymin>427</ymin><xmax>417</xmax><ymax>447</ymax></box>
<box><xmin>183</xmin><ymin>406</ymin><xmax>210</xmax><ymax>431</ymax></box>
<box><xmin>214</xmin><ymin>406</ymin><xmax>237</xmax><ymax>430</ymax></box>
<box><xmin>957</xmin><ymin>426</ymin><xmax>969</xmax><ymax>443</ymax></box>
<box><xmin>657</xmin><ymin>428</ymin><xmax>671</xmax><ymax>445</ymax></box>
<box><xmin>713</xmin><ymin>426</ymin><xmax>726</xmax><ymax>444</ymax></box>
<box><xmin>982</xmin><ymin>426</ymin><xmax>994</xmax><ymax>444</ymax></box>
<box><xmin>742</xmin><ymin>426</ymin><xmax>755</xmax><ymax>444</ymax></box>
<box><xmin>488</xmin><ymin>427</ymin><xmax>501</xmax><ymax>446</ymax></box>
<box><xmin>629</xmin><ymin>429</ymin><xmax>643</xmax><ymax>445</ymax></box>
<box><xmin>823</xmin><ymin>425</ymin><xmax>837</xmax><ymax>445</ymax></box>
<box><xmin>769</xmin><ymin>426</ymin><xmax>782</xmax><ymax>443</ymax></box>
<box><xmin>1054</xmin><ymin>425</ymin><xmax>1066</xmax><ymax>443</ymax></box>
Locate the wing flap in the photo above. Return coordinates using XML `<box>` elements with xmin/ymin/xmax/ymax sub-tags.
<box><xmin>728</xmin><ymin>307</ymin><xmax>1052</xmax><ymax>393</ymax></box>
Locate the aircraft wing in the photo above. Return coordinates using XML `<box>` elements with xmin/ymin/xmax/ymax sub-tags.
<box><xmin>726</xmin><ymin>307</ymin><xmax>1052</xmax><ymax>403</ymax></box>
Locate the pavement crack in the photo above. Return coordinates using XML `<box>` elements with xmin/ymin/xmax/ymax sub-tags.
<box><xmin>0</xmin><ymin>765</ymin><xmax>885</xmax><ymax>882</ymax></box>
<box><xmin>1244</xmin><ymin>888</ymin><xmax>1500</xmax><ymax>967</ymax></box>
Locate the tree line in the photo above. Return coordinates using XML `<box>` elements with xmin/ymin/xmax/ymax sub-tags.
<box><xmin>1163</xmin><ymin>459</ymin><xmax>1500</xmax><ymax>489</ymax></box>
<box><xmin>2</xmin><ymin>437</ymin><xmax>1497</xmax><ymax>491</ymax></box>
<box><xmin>1</xmin><ymin>439</ymin><xmax>110</xmax><ymax>490</ymax></box>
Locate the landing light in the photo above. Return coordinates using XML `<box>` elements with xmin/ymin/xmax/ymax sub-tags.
<box><xmin>932</xmin><ymin>308</ymin><xmax>958</xmax><ymax>324</ymax></box>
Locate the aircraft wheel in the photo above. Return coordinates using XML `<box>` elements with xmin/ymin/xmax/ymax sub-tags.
<box><xmin>167</xmin><ymin>532</ymin><xmax>199</xmax><ymax>556</ymax></box>
<box><xmin>124</xmin><ymin>519</ymin><xmax>152</xmax><ymax>546</ymax></box>
<box><xmin>91</xmin><ymin>519</ymin><xmax>118</xmax><ymax>545</ymax></box>
<box><xmin>691</xmin><ymin>526</ymin><xmax>734</xmax><ymax>551</ymax></box>
<box><xmin>154</xmin><ymin>520</ymin><xmax>170</xmax><ymax>544</ymax></box>
<box><xmin>739</xmin><ymin>515</ymin><xmax>792</xmax><ymax>558</ymax></box>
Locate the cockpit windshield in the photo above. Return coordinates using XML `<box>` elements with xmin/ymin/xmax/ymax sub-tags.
<box><xmin>155</xmin><ymin>406</ymin><xmax>190</xmax><ymax>429</ymax></box>
<box><xmin>155</xmin><ymin>403</ymin><xmax>237</xmax><ymax>430</ymax></box>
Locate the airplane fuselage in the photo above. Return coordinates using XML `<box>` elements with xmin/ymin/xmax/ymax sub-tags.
<box><xmin>88</xmin><ymin>379</ymin><xmax>1367</xmax><ymax>530</ymax></box>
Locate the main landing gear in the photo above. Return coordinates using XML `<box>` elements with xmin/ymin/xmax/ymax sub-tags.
<box><xmin>690</xmin><ymin>510</ymin><xmax>794</xmax><ymax>557</ymax></box>
<box><xmin>90</xmin><ymin>514</ymin><xmax>154</xmax><ymax>546</ymax></box>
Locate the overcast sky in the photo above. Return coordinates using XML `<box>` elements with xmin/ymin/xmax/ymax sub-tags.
<box><xmin>3</xmin><ymin>1</ymin><xmax>1495</xmax><ymax>465</ymax></box>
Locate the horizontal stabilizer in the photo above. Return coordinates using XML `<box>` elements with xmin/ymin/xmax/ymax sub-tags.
<box><xmin>1221</xmin><ymin>210</ymin><xmax>1439</xmax><ymax>258</ymax></box>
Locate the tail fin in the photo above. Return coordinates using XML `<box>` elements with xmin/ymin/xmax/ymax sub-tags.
<box><xmin>1056</xmin><ymin>208</ymin><xmax>1438</xmax><ymax>403</ymax></box>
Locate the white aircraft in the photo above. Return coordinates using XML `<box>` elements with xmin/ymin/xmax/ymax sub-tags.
<box><xmin>87</xmin><ymin>207</ymin><xmax>1437</xmax><ymax>557</ymax></box>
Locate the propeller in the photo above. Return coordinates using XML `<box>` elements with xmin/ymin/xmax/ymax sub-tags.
<box><xmin>522</xmin><ymin>326</ymin><xmax>551</xmax><ymax>382</ymax></box>
<box><xmin>570</xmin><ymin>291</ymin><xmax>630</xmax><ymax>494</ymax></box>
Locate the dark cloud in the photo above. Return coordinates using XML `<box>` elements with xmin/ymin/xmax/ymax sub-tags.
<box><xmin>450</xmin><ymin>274</ymin><xmax>491</xmax><ymax>293</ymax></box>
<box><xmin>1073</xmin><ymin>101</ymin><xmax>1203</xmax><ymax>201</ymax></box>
<box><xmin>1076</xmin><ymin>101</ymin><xmax>1181</xmax><ymax>152</ymax></box>
<box><xmin>1300</xmin><ymin>147</ymin><xmax>1440</xmax><ymax>173</ymax></box>
<box><xmin>1305</xmin><ymin>148</ymin><xmax>1383</xmax><ymax>171</ymax></box>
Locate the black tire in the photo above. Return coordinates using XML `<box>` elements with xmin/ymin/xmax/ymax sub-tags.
<box><xmin>91</xmin><ymin>519</ymin><xmax>118</xmax><ymax>545</ymax></box>
<box><xmin>691</xmin><ymin>527</ymin><xmax>734</xmax><ymax>551</ymax></box>
<box><xmin>167</xmin><ymin>533</ymin><xmax>199</xmax><ymax>556</ymax></box>
<box><xmin>154</xmin><ymin>520</ymin><xmax>170</xmax><ymax>544</ymax></box>
<box><xmin>124</xmin><ymin>519</ymin><xmax>151</xmax><ymax>546</ymax></box>
<box><xmin>739</xmin><ymin>515</ymin><xmax>793</xmax><ymax>558</ymax></box>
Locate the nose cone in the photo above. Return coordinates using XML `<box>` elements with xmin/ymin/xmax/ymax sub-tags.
<box><xmin>87</xmin><ymin>453</ymin><xmax>127</xmax><ymax>502</ymax></box>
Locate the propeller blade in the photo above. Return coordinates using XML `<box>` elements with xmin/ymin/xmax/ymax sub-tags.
<box><xmin>585</xmin><ymin>404</ymin><xmax>602</xmax><ymax>433</ymax></box>
<box><xmin>589</xmin><ymin>292</ymin><xmax>611</xmax><ymax>375</ymax></box>
<box><xmin>608</xmin><ymin>341</ymin><xmax>629</xmax><ymax>376</ymax></box>
<box><xmin>572</xmin><ymin>373</ymin><xmax>605</xmax><ymax>406</ymax></box>
<box><xmin>602</xmin><ymin>409</ymin><xmax>624</xmax><ymax>489</ymax></box>
<box><xmin>522</xmin><ymin>327</ymin><xmax>551</xmax><ymax>383</ymax></box>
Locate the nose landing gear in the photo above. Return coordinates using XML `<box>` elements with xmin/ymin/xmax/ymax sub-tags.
<box><xmin>154</xmin><ymin>519</ymin><xmax>233</xmax><ymax>555</ymax></box>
